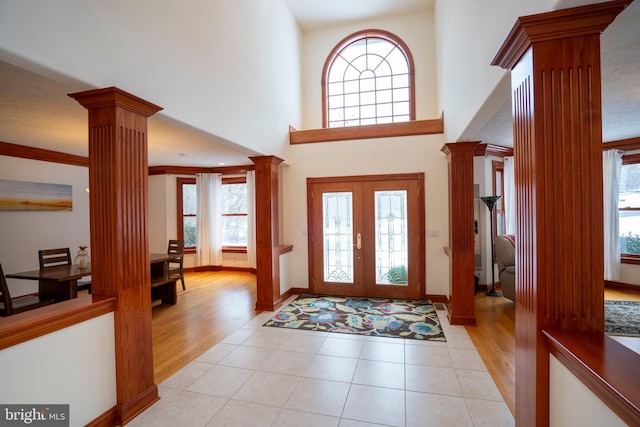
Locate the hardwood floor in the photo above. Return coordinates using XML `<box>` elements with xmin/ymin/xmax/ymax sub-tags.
<box><xmin>465</xmin><ymin>293</ymin><xmax>516</xmax><ymax>415</ymax></box>
<box><xmin>466</xmin><ymin>286</ymin><xmax>640</xmax><ymax>417</ymax></box>
<box><xmin>151</xmin><ymin>270</ymin><xmax>260</xmax><ymax>383</ymax></box>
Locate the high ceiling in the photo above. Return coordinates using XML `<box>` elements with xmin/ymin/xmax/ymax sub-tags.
<box><xmin>0</xmin><ymin>0</ymin><xmax>637</xmax><ymax>168</ymax></box>
<box><xmin>472</xmin><ymin>0</ymin><xmax>640</xmax><ymax>146</ymax></box>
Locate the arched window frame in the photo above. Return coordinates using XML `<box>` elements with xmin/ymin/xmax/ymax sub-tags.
<box><xmin>322</xmin><ymin>29</ymin><xmax>416</xmax><ymax>128</ymax></box>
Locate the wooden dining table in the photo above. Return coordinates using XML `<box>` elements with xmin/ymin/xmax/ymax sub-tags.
<box><xmin>6</xmin><ymin>253</ymin><xmax>182</xmax><ymax>304</ymax></box>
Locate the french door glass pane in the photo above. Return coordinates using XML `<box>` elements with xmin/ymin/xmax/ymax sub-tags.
<box><xmin>323</xmin><ymin>192</ymin><xmax>353</xmax><ymax>282</ymax></box>
<box><xmin>375</xmin><ymin>190</ymin><xmax>408</xmax><ymax>285</ymax></box>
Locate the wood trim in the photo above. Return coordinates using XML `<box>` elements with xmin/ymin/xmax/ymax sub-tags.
<box><xmin>442</xmin><ymin>142</ymin><xmax>477</xmax><ymax>326</ymax></box>
<box><xmin>307</xmin><ymin>173</ymin><xmax>424</xmax><ymax>185</ymax></box>
<box><xmin>321</xmin><ymin>29</ymin><xmax>416</xmax><ymax>128</ymax></box>
<box><xmin>493</xmin><ymin>4</ymin><xmax>628</xmax><ymax>425</ymax></box>
<box><xmin>116</xmin><ymin>384</ymin><xmax>160</xmax><ymax>426</ymax></box>
<box><xmin>0</xmin><ymin>141</ymin><xmax>89</xmax><ymax>167</ymax></box>
<box><xmin>544</xmin><ymin>330</ymin><xmax>640</xmax><ymax>427</ymax></box>
<box><xmin>605</xmin><ymin>280</ymin><xmax>640</xmax><ymax>292</ymax></box>
<box><xmin>491</xmin><ymin>0</ymin><xmax>633</xmax><ymax>70</ymax></box>
<box><xmin>474</xmin><ymin>143</ymin><xmax>514</xmax><ymax>158</ymax></box>
<box><xmin>603</xmin><ymin>136</ymin><xmax>640</xmax><ymax>152</ymax></box>
<box><xmin>0</xmin><ymin>295</ymin><xmax>116</xmax><ymax>350</ymax></box>
<box><xmin>85</xmin><ymin>406</ymin><xmax>117</xmax><ymax>427</ymax></box>
<box><xmin>290</xmin><ymin>118</ymin><xmax>444</xmax><ymax>144</ymax></box>
<box><xmin>621</xmin><ymin>255</ymin><xmax>640</xmax><ymax>265</ymax></box>
<box><xmin>148</xmin><ymin>164</ymin><xmax>254</xmax><ymax>176</ymax></box>
<box><xmin>278</xmin><ymin>244</ymin><xmax>294</xmax><ymax>255</ymax></box>
<box><xmin>250</xmin><ymin>156</ymin><xmax>284</xmax><ymax>311</ymax></box>
<box><xmin>69</xmin><ymin>87</ymin><xmax>162</xmax><ymax>423</ymax></box>
<box><xmin>622</xmin><ymin>152</ymin><xmax>640</xmax><ymax>164</ymax></box>
<box><xmin>176</xmin><ymin>177</ymin><xmax>195</xmax><ymax>245</ymax></box>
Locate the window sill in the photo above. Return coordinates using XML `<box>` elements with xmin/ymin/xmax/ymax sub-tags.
<box><xmin>621</xmin><ymin>255</ymin><xmax>640</xmax><ymax>265</ymax></box>
<box><xmin>289</xmin><ymin>118</ymin><xmax>444</xmax><ymax>144</ymax></box>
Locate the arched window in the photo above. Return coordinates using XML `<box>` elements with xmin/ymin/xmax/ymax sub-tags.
<box><xmin>322</xmin><ymin>29</ymin><xmax>415</xmax><ymax>128</ymax></box>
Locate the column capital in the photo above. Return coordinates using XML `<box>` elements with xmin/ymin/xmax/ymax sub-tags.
<box><xmin>492</xmin><ymin>0</ymin><xmax>632</xmax><ymax>70</ymax></box>
<box><xmin>69</xmin><ymin>86</ymin><xmax>163</xmax><ymax>117</ymax></box>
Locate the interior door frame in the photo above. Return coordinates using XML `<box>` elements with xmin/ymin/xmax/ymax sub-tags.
<box><xmin>306</xmin><ymin>172</ymin><xmax>426</xmax><ymax>299</ymax></box>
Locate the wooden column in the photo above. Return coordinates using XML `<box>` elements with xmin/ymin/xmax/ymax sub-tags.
<box><xmin>69</xmin><ymin>87</ymin><xmax>162</xmax><ymax>425</ymax></box>
<box><xmin>441</xmin><ymin>142</ymin><xmax>478</xmax><ymax>325</ymax></box>
<box><xmin>250</xmin><ymin>155</ymin><xmax>284</xmax><ymax>311</ymax></box>
<box><xmin>491</xmin><ymin>2</ymin><xmax>631</xmax><ymax>425</ymax></box>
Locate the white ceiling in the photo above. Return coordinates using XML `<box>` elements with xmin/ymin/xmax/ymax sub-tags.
<box><xmin>0</xmin><ymin>0</ymin><xmax>637</xmax><ymax>167</ymax></box>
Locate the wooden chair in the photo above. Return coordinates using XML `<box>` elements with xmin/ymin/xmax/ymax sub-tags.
<box><xmin>1</xmin><ymin>263</ymin><xmax>53</xmax><ymax>316</ymax></box>
<box><xmin>167</xmin><ymin>240</ymin><xmax>185</xmax><ymax>290</ymax></box>
<box><xmin>38</xmin><ymin>247</ymin><xmax>91</xmax><ymax>294</ymax></box>
<box><xmin>38</xmin><ymin>247</ymin><xmax>72</xmax><ymax>269</ymax></box>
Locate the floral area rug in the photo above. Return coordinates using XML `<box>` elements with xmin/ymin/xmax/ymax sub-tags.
<box><xmin>605</xmin><ymin>300</ymin><xmax>640</xmax><ymax>337</ymax></box>
<box><xmin>264</xmin><ymin>294</ymin><xmax>446</xmax><ymax>342</ymax></box>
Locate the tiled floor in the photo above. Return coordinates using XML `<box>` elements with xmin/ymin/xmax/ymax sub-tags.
<box><xmin>130</xmin><ymin>298</ymin><xmax>515</xmax><ymax>427</ymax></box>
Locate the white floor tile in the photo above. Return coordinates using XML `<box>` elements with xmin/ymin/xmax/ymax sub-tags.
<box><xmin>465</xmin><ymin>398</ymin><xmax>515</xmax><ymax>427</ymax></box>
<box><xmin>149</xmin><ymin>390</ymin><xmax>227</xmax><ymax>427</ymax></box>
<box><xmin>405</xmin><ymin>364</ymin><xmax>462</xmax><ymax>396</ymax></box>
<box><xmin>134</xmin><ymin>297</ymin><xmax>514</xmax><ymax>427</ymax></box>
<box><xmin>274</xmin><ymin>409</ymin><xmax>341</xmax><ymax>427</ymax></box>
<box><xmin>456</xmin><ymin>369</ymin><xmax>504</xmax><ymax>401</ymax></box>
<box><xmin>218</xmin><ymin>345</ymin><xmax>275</xmax><ymax>370</ymax></box>
<box><xmin>352</xmin><ymin>359</ymin><xmax>405</xmax><ymax>389</ymax></box>
<box><xmin>205</xmin><ymin>400</ymin><xmax>280</xmax><ymax>427</ymax></box>
<box><xmin>261</xmin><ymin>349</ymin><xmax>315</xmax><ymax>376</ymax></box>
<box><xmin>285</xmin><ymin>377</ymin><xmax>350</xmax><ymax>417</ymax></box>
<box><xmin>342</xmin><ymin>384</ymin><xmax>405</xmax><ymax>426</ymax></box>
<box><xmin>405</xmin><ymin>391</ymin><xmax>473</xmax><ymax>427</ymax></box>
<box><xmin>304</xmin><ymin>354</ymin><xmax>358</xmax><ymax>383</ymax></box>
<box><xmin>161</xmin><ymin>361</ymin><xmax>213</xmax><ymax>390</ymax></box>
<box><xmin>449</xmin><ymin>348</ymin><xmax>487</xmax><ymax>371</ymax></box>
<box><xmin>359</xmin><ymin>341</ymin><xmax>404</xmax><ymax>363</ymax></box>
<box><xmin>318</xmin><ymin>337</ymin><xmax>364</xmax><ymax>358</ymax></box>
<box><xmin>281</xmin><ymin>332</ymin><xmax>326</xmax><ymax>354</ymax></box>
<box><xmin>233</xmin><ymin>371</ymin><xmax>300</xmax><ymax>407</ymax></box>
<box><xmin>404</xmin><ymin>344</ymin><xmax>453</xmax><ymax>368</ymax></box>
<box><xmin>186</xmin><ymin>365</ymin><xmax>254</xmax><ymax>398</ymax></box>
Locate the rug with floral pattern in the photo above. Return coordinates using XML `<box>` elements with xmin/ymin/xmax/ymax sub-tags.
<box><xmin>264</xmin><ymin>294</ymin><xmax>446</xmax><ymax>341</ymax></box>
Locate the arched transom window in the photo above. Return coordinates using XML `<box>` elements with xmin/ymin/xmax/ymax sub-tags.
<box><xmin>323</xmin><ymin>30</ymin><xmax>415</xmax><ymax>128</ymax></box>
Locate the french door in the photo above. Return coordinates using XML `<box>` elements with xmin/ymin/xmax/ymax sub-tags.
<box><xmin>307</xmin><ymin>173</ymin><xmax>425</xmax><ymax>299</ymax></box>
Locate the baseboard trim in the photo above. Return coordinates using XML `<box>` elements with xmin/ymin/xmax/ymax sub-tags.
<box><xmin>187</xmin><ymin>266</ymin><xmax>255</xmax><ymax>274</ymax></box>
<box><xmin>605</xmin><ymin>280</ymin><xmax>640</xmax><ymax>292</ymax></box>
<box><xmin>425</xmin><ymin>294</ymin><xmax>448</xmax><ymax>304</ymax></box>
<box><xmin>85</xmin><ymin>407</ymin><xmax>117</xmax><ymax>427</ymax></box>
<box><xmin>116</xmin><ymin>384</ymin><xmax>159</xmax><ymax>426</ymax></box>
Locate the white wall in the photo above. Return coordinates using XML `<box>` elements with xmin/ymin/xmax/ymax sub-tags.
<box><xmin>549</xmin><ymin>354</ymin><xmax>627</xmax><ymax>427</ymax></box>
<box><xmin>435</xmin><ymin>0</ymin><xmax>556</xmax><ymax>142</ymax></box>
<box><xmin>0</xmin><ymin>0</ymin><xmax>302</xmax><ymax>159</ymax></box>
<box><xmin>0</xmin><ymin>313</ymin><xmax>117</xmax><ymax>427</ymax></box>
<box><xmin>0</xmin><ymin>156</ymin><xmax>89</xmax><ymax>296</ymax></box>
<box><xmin>283</xmin><ymin>134</ymin><xmax>450</xmax><ymax>297</ymax></box>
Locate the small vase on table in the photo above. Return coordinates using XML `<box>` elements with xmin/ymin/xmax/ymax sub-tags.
<box><xmin>75</xmin><ymin>245</ymin><xmax>89</xmax><ymax>269</ymax></box>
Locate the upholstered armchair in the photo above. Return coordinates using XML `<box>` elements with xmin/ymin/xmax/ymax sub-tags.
<box><xmin>495</xmin><ymin>234</ymin><xmax>516</xmax><ymax>302</ymax></box>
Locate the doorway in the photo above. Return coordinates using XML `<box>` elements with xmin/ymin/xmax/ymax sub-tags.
<box><xmin>307</xmin><ymin>173</ymin><xmax>425</xmax><ymax>299</ymax></box>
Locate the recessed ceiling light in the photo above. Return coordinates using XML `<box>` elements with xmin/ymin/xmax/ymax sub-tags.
<box><xmin>219</xmin><ymin>162</ymin><xmax>225</xmax><ymax>165</ymax></box>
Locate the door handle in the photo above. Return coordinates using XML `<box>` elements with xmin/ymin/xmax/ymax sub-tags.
<box><xmin>356</xmin><ymin>233</ymin><xmax>362</xmax><ymax>250</ymax></box>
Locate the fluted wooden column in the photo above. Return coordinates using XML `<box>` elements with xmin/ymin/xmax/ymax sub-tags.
<box><xmin>250</xmin><ymin>155</ymin><xmax>284</xmax><ymax>311</ymax></box>
<box><xmin>491</xmin><ymin>2</ymin><xmax>631</xmax><ymax>425</ymax></box>
<box><xmin>441</xmin><ymin>142</ymin><xmax>478</xmax><ymax>325</ymax></box>
<box><xmin>69</xmin><ymin>87</ymin><xmax>162</xmax><ymax>425</ymax></box>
